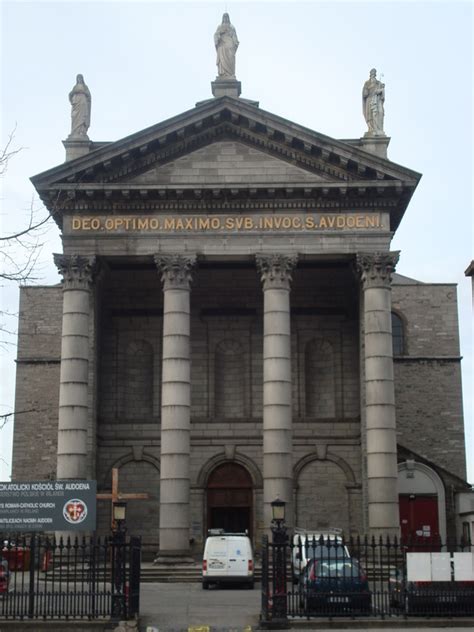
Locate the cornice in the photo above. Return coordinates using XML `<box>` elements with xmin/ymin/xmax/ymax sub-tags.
<box><xmin>32</xmin><ymin>101</ymin><xmax>421</xmax><ymax>188</ymax></box>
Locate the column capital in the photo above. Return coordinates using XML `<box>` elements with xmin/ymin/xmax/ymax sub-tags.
<box><xmin>53</xmin><ymin>254</ymin><xmax>97</xmax><ymax>290</ymax></box>
<box><xmin>256</xmin><ymin>254</ymin><xmax>298</xmax><ymax>291</ymax></box>
<box><xmin>154</xmin><ymin>254</ymin><xmax>196</xmax><ymax>290</ymax></box>
<box><xmin>355</xmin><ymin>251</ymin><xmax>399</xmax><ymax>289</ymax></box>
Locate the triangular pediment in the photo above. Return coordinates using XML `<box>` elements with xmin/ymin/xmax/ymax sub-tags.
<box><xmin>130</xmin><ymin>140</ymin><xmax>333</xmax><ymax>187</ymax></box>
<box><xmin>31</xmin><ymin>96</ymin><xmax>421</xmax><ymax>230</ymax></box>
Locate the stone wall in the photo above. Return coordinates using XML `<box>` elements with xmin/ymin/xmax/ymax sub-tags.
<box><xmin>392</xmin><ymin>281</ymin><xmax>466</xmax><ymax>479</ymax></box>
<box><xmin>12</xmin><ymin>286</ymin><xmax>63</xmax><ymax>480</ymax></box>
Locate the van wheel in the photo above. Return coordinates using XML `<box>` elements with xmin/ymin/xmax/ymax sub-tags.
<box><xmin>202</xmin><ymin>581</ymin><xmax>209</xmax><ymax>589</ymax></box>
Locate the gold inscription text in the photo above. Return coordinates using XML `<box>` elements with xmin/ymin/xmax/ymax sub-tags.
<box><xmin>70</xmin><ymin>213</ymin><xmax>383</xmax><ymax>233</ymax></box>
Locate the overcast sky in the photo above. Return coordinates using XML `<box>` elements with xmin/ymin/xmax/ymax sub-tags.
<box><xmin>1</xmin><ymin>0</ymin><xmax>472</xmax><ymax>483</ymax></box>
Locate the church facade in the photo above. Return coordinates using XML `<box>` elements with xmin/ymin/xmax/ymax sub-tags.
<box><xmin>12</xmin><ymin>56</ymin><xmax>470</xmax><ymax>558</ymax></box>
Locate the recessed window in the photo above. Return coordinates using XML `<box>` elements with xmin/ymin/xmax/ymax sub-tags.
<box><xmin>305</xmin><ymin>338</ymin><xmax>336</xmax><ymax>418</ymax></box>
<box><xmin>391</xmin><ymin>313</ymin><xmax>405</xmax><ymax>356</ymax></box>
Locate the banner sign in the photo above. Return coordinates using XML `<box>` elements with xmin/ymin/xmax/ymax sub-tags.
<box><xmin>69</xmin><ymin>212</ymin><xmax>385</xmax><ymax>234</ymax></box>
<box><xmin>0</xmin><ymin>481</ymin><xmax>96</xmax><ymax>531</ymax></box>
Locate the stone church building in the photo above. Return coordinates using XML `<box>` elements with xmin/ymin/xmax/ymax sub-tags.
<box><xmin>12</xmin><ymin>26</ymin><xmax>471</xmax><ymax>558</ymax></box>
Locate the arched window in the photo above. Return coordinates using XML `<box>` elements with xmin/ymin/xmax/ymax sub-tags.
<box><xmin>391</xmin><ymin>313</ymin><xmax>405</xmax><ymax>356</ymax></box>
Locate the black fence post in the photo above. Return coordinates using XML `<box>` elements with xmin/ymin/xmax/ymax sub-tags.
<box><xmin>27</xmin><ymin>534</ymin><xmax>36</xmax><ymax>619</ymax></box>
<box><xmin>110</xmin><ymin>529</ymin><xmax>126</xmax><ymax>622</ymax></box>
<box><xmin>128</xmin><ymin>536</ymin><xmax>141</xmax><ymax>619</ymax></box>
<box><xmin>270</xmin><ymin>520</ymin><xmax>289</xmax><ymax>629</ymax></box>
<box><xmin>260</xmin><ymin>535</ymin><xmax>270</xmax><ymax>627</ymax></box>
<box><xmin>90</xmin><ymin>536</ymin><xmax>97</xmax><ymax>619</ymax></box>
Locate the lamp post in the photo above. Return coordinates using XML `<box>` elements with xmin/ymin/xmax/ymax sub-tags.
<box><xmin>270</xmin><ymin>497</ymin><xmax>288</xmax><ymax>628</ymax></box>
<box><xmin>111</xmin><ymin>500</ymin><xmax>127</xmax><ymax>621</ymax></box>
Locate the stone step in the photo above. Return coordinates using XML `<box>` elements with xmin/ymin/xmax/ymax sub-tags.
<box><xmin>141</xmin><ymin>564</ymin><xmax>262</xmax><ymax>583</ymax></box>
<box><xmin>41</xmin><ymin>564</ymin><xmax>262</xmax><ymax>584</ymax></box>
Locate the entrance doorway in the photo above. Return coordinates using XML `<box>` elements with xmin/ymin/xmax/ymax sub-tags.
<box><xmin>207</xmin><ymin>463</ymin><xmax>253</xmax><ymax>538</ymax></box>
<box><xmin>399</xmin><ymin>494</ymin><xmax>440</xmax><ymax>549</ymax></box>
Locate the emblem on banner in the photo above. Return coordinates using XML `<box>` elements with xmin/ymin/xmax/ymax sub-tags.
<box><xmin>63</xmin><ymin>499</ymin><xmax>88</xmax><ymax>524</ymax></box>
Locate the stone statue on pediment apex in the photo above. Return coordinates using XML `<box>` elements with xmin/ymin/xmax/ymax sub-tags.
<box><xmin>214</xmin><ymin>13</ymin><xmax>239</xmax><ymax>80</ymax></box>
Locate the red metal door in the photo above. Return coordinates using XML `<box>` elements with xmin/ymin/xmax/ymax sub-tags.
<box><xmin>399</xmin><ymin>494</ymin><xmax>440</xmax><ymax>549</ymax></box>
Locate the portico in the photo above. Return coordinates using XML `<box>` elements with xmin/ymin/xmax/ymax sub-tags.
<box><xmin>50</xmin><ymin>238</ymin><xmax>405</xmax><ymax>557</ymax></box>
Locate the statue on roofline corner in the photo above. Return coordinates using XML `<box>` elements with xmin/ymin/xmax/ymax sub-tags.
<box><xmin>214</xmin><ymin>13</ymin><xmax>239</xmax><ymax>80</ymax></box>
<box><xmin>362</xmin><ymin>68</ymin><xmax>385</xmax><ymax>136</ymax></box>
<box><xmin>68</xmin><ymin>74</ymin><xmax>91</xmax><ymax>139</ymax></box>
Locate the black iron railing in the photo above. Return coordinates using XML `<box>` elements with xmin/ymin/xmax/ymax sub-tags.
<box><xmin>260</xmin><ymin>534</ymin><xmax>474</xmax><ymax>625</ymax></box>
<box><xmin>0</xmin><ymin>533</ymin><xmax>141</xmax><ymax>620</ymax></box>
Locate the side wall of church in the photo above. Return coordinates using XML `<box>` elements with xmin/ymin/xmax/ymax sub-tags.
<box><xmin>392</xmin><ymin>282</ymin><xmax>466</xmax><ymax>479</ymax></box>
<box><xmin>12</xmin><ymin>287</ymin><xmax>62</xmax><ymax>480</ymax></box>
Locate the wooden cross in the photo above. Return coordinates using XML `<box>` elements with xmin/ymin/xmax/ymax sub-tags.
<box><xmin>97</xmin><ymin>467</ymin><xmax>150</xmax><ymax>530</ymax></box>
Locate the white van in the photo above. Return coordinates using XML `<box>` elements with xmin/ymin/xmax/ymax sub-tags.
<box><xmin>202</xmin><ymin>530</ymin><xmax>254</xmax><ymax>589</ymax></box>
<box><xmin>292</xmin><ymin>528</ymin><xmax>350</xmax><ymax>584</ymax></box>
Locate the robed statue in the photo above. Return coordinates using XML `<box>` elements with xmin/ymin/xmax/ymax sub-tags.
<box><xmin>69</xmin><ymin>74</ymin><xmax>91</xmax><ymax>138</ymax></box>
<box><xmin>362</xmin><ymin>68</ymin><xmax>385</xmax><ymax>136</ymax></box>
<box><xmin>214</xmin><ymin>13</ymin><xmax>239</xmax><ymax>79</ymax></box>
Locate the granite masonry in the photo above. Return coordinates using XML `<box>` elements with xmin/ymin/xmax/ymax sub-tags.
<box><xmin>12</xmin><ymin>41</ymin><xmax>472</xmax><ymax>557</ymax></box>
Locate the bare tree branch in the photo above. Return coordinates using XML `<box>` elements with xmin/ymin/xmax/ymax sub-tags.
<box><xmin>0</xmin><ymin>126</ymin><xmax>22</xmax><ymax>177</ymax></box>
<box><xmin>0</xmin><ymin>212</ymin><xmax>51</xmax><ymax>241</ymax></box>
<box><xmin>0</xmin><ymin>408</ymin><xmax>45</xmax><ymax>431</ymax></box>
<box><xmin>1</xmin><ymin>134</ymin><xmax>54</xmax><ymax>285</ymax></box>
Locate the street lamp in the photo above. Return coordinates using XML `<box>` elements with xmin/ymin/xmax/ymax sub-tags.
<box><xmin>113</xmin><ymin>500</ymin><xmax>127</xmax><ymax>530</ymax></box>
<box><xmin>111</xmin><ymin>500</ymin><xmax>127</xmax><ymax>621</ymax></box>
<box><xmin>271</xmin><ymin>497</ymin><xmax>286</xmax><ymax>524</ymax></box>
<box><xmin>270</xmin><ymin>497</ymin><xmax>288</xmax><ymax>628</ymax></box>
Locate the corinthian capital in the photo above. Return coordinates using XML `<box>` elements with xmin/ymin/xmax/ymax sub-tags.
<box><xmin>356</xmin><ymin>251</ymin><xmax>400</xmax><ymax>289</ymax></box>
<box><xmin>53</xmin><ymin>254</ymin><xmax>97</xmax><ymax>289</ymax></box>
<box><xmin>154</xmin><ymin>254</ymin><xmax>196</xmax><ymax>290</ymax></box>
<box><xmin>256</xmin><ymin>253</ymin><xmax>298</xmax><ymax>290</ymax></box>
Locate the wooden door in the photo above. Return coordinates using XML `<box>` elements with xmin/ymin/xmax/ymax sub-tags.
<box><xmin>207</xmin><ymin>463</ymin><xmax>253</xmax><ymax>538</ymax></box>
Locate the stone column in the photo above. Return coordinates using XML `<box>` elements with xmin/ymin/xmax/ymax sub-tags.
<box><xmin>356</xmin><ymin>251</ymin><xmax>400</xmax><ymax>537</ymax></box>
<box><xmin>256</xmin><ymin>254</ymin><xmax>297</xmax><ymax>529</ymax></box>
<box><xmin>154</xmin><ymin>254</ymin><xmax>196</xmax><ymax>559</ymax></box>
<box><xmin>53</xmin><ymin>254</ymin><xmax>97</xmax><ymax>480</ymax></box>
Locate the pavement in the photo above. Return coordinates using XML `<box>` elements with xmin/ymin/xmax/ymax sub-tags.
<box><xmin>140</xmin><ymin>582</ymin><xmax>259</xmax><ymax>631</ymax></box>
<box><xmin>138</xmin><ymin>583</ymin><xmax>474</xmax><ymax>632</ymax></box>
